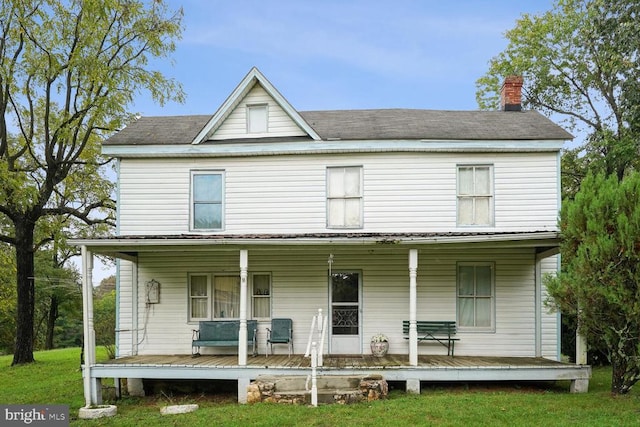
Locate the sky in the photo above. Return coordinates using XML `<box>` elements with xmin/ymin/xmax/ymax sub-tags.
<box><xmin>133</xmin><ymin>0</ymin><xmax>556</xmax><ymax>116</ymax></box>
<box><xmin>92</xmin><ymin>0</ymin><xmax>559</xmax><ymax>284</ymax></box>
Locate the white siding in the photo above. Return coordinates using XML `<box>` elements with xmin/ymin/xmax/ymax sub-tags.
<box><xmin>118</xmin><ymin>152</ymin><xmax>559</xmax><ymax>235</ymax></box>
<box><xmin>119</xmin><ymin>247</ymin><xmax>557</xmax><ymax>358</ymax></box>
<box><xmin>541</xmin><ymin>254</ymin><xmax>560</xmax><ymax>359</ymax></box>
<box><xmin>211</xmin><ymin>85</ymin><xmax>306</xmax><ymax>139</ymax></box>
<box><xmin>116</xmin><ymin>260</ymin><xmax>134</xmax><ymax>357</ymax></box>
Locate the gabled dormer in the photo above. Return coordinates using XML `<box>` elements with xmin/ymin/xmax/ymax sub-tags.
<box><xmin>191</xmin><ymin>67</ymin><xmax>321</xmax><ymax>144</ymax></box>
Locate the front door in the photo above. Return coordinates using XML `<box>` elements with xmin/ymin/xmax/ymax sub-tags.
<box><xmin>330</xmin><ymin>272</ymin><xmax>361</xmax><ymax>354</ymax></box>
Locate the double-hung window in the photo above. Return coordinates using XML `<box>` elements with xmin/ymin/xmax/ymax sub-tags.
<box><xmin>457</xmin><ymin>263</ymin><xmax>495</xmax><ymax>330</ymax></box>
<box><xmin>188</xmin><ymin>274</ymin><xmax>242</xmax><ymax>321</ymax></box>
<box><xmin>191</xmin><ymin>171</ymin><xmax>224</xmax><ymax>230</ymax></box>
<box><xmin>251</xmin><ymin>273</ymin><xmax>271</xmax><ymax>319</ymax></box>
<box><xmin>327</xmin><ymin>166</ymin><xmax>363</xmax><ymax>228</ymax></box>
<box><xmin>189</xmin><ymin>274</ymin><xmax>210</xmax><ymax>321</ymax></box>
<box><xmin>457</xmin><ymin>165</ymin><xmax>493</xmax><ymax>226</ymax></box>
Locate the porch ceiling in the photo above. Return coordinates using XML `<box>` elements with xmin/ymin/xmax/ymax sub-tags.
<box><xmin>73</xmin><ymin>231</ymin><xmax>559</xmax><ymax>261</ymax></box>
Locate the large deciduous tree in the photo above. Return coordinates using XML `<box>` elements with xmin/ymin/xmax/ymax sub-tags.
<box><xmin>546</xmin><ymin>173</ymin><xmax>640</xmax><ymax>394</ymax></box>
<box><xmin>476</xmin><ymin>0</ymin><xmax>640</xmax><ymax>193</ymax></box>
<box><xmin>0</xmin><ymin>0</ymin><xmax>184</xmax><ymax>365</ymax></box>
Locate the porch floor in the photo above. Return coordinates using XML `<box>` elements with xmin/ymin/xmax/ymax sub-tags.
<box><xmin>101</xmin><ymin>353</ymin><xmax>571</xmax><ymax>370</ymax></box>
<box><xmin>89</xmin><ymin>354</ymin><xmax>591</xmax><ymax>402</ymax></box>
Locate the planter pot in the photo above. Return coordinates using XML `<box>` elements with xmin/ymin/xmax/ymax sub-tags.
<box><xmin>370</xmin><ymin>341</ymin><xmax>389</xmax><ymax>357</ymax></box>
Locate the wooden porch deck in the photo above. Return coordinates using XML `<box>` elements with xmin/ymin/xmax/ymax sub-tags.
<box><xmin>89</xmin><ymin>354</ymin><xmax>591</xmax><ymax>402</ymax></box>
<box><xmin>101</xmin><ymin>353</ymin><xmax>572</xmax><ymax>371</ymax></box>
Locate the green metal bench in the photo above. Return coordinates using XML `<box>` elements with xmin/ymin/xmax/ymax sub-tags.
<box><xmin>192</xmin><ymin>320</ymin><xmax>257</xmax><ymax>356</ymax></box>
<box><xmin>403</xmin><ymin>320</ymin><xmax>459</xmax><ymax>356</ymax></box>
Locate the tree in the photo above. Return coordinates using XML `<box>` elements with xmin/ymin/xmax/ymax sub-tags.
<box><xmin>476</xmin><ymin>0</ymin><xmax>640</xmax><ymax>194</ymax></box>
<box><xmin>546</xmin><ymin>172</ymin><xmax>640</xmax><ymax>394</ymax></box>
<box><xmin>0</xmin><ymin>0</ymin><xmax>184</xmax><ymax>365</ymax></box>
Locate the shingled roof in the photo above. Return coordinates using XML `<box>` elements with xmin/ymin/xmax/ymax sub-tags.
<box><xmin>104</xmin><ymin>108</ymin><xmax>572</xmax><ymax>146</ymax></box>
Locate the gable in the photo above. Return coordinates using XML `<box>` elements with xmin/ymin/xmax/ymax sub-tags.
<box><xmin>191</xmin><ymin>67</ymin><xmax>321</xmax><ymax>144</ymax></box>
<box><xmin>209</xmin><ymin>83</ymin><xmax>307</xmax><ymax>140</ymax></box>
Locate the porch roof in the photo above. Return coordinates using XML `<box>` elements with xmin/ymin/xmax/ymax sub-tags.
<box><xmin>73</xmin><ymin>230</ymin><xmax>559</xmax><ymax>261</ymax></box>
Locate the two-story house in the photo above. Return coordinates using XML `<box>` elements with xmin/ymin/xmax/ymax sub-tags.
<box><xmin>76</xmin><ymin>68</ymin><xmax>590</xmax><ymax>405</ymax></box>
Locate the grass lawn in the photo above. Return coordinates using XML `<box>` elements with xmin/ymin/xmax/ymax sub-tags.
<box><xmin>1</xmin><ymin>348</ymin><xmax>639</xmax><ymax>426</ymax></box>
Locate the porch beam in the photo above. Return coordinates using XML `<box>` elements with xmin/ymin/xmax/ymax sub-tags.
<box><xmin>409</xmin><ymin>249</ymin><xmax>418</xmax><ymax>366</ymax></box>
<box><xmin>238</xmin><ymin>250</ymin><xmax>248</xmax><ymax>366</ymax></box>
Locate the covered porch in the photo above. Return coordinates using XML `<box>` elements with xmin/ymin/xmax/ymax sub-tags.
<box><xmin>74</xmin><ymin>231</ymin><xmax>591</xmax><ymax>405</ymax></box>
<box><xmin>91</xmin><ymin>353</ymin><xmax>591</xmax><ymax>403</ymax></box>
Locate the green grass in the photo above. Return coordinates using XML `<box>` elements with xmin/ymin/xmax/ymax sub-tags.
<box><xmin>1</xmin><ymin>348</ymin><xmax>639</xmax><ymax>426</ymax></box>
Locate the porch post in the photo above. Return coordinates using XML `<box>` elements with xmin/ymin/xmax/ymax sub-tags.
<box><xmin>576</xmin><ymin>308</ymin><xmax>588</xmax><ymax>365</ymax></box>
<box><xmin>409</xmin><ymin>249</ymin><xmax>418</xmax><ymax>366</ymax></box>
<box><xmin>534</xmin><ymin>256</ymin><xmax>542</xmax><ymax>357</ymax></box>
<box><xmin>238</xmin><ymin>249</ymin><xmax>249</xmax><ymax>366</ymax></box>
<box><xmin>81</xmin><ymin>246</ymin><xmax>101</xmax><ymax>405</ymax></box>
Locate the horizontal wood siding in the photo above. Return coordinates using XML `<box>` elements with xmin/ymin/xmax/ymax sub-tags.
<box><xmin>211</xmin><ymin>85</ymin><xmax>306</xmax><ymax>139</ymax></box>
<box><xmin>118</xmin><ymin>152</ymin><xmax>558</xmax><ymax>235</ymax></box>
<box><xmin>123</xmin><ymin>247</ymin><xmax>557</xmax><ymax>358</ymax></box>
<box><xmin>116</xmin><ymin>260</ymin><xmax>133</xmax><ymax>357</ymax></box>
<box><xmin>541</xmin><ymin>255</ymin><xmax>560</xmax><ymax>359</ymax></box>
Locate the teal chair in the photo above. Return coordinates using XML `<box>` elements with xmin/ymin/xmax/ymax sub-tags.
<box><xmin>266</xmin><ymin>318</ymin><xmax>293</xmax><ymax>357</ymax></box>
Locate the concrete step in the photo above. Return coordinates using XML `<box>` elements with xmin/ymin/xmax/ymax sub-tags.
<box><xmin>248</xmin><ymin>374</ymin><xmax>388</xmax><ymax>405</ymax></box>
<box><xmin>257</xmin><ymin>375</ymin><xmax>361</xmax><ymax>392</ymax></box>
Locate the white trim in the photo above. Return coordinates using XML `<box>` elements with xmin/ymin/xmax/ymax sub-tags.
<box><xmin>72</xmin><ymin>232</ymin><xmax>560</xmax><ymax>255</ymax></box>
<box><xmin>103</xmin><ymin>139</ymin><xmax>565</xmax><ymax>158</ymax></box>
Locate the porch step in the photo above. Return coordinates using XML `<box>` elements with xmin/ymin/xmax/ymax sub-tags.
<box><xmin>247</xmin><ymin>374</ymin><xmax>388</xmax><ymax>405</ymax></box>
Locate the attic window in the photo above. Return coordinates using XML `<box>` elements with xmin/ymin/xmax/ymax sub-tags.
<box><xmin>247</xmin><ymin>104</ymin><xmax>268</xmax><ymax>133</ymax></box>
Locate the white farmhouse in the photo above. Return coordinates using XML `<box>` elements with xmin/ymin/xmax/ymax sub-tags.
<box><xmin>76</xmin><ymin>68</ymin><xmax>590</xmax><ymax>405</ymax></box>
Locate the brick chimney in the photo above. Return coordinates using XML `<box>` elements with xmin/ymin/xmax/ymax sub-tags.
<box><xmin>500</xmin><ymin>75</ymin><xmax>523</xmax><ymax>111</ymax></box>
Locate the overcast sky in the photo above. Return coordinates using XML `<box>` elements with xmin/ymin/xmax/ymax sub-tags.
<box><xmin>133</xmin><ymin>0</ymin><xmax>555</xmax><ymax>116</ymax></box>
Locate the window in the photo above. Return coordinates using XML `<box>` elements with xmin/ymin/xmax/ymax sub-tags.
<box><xmin>214</xmin><ymin>275</ymin><xmax>240</xmax><ymax>318</ymax></box>
<box><xmin>327</xmin><ymin>166</ymin><xmax>363</xmax><ymax>228</ymax></box>
<box><xmin>188</xmin><ymin>274</ymin><xmax>242</xmax><ymax>321</ymax></box>
<box><xmin>189</xmin><ymin>274</ymin><xmax>210</xmax><ymax>320</ymax></box>
<box><xmin>251</xmin><ymin>273</ymin><xmax>271</xmax><ymax>318</ymax></box>
<box><xmin>191</xmin><ymin>171</ymin><xmax>223</xmax><ymax>230</ymax></box>
<box><xmin>457</xmin><ymin>263</ymin><xmax>494</xmax><ymax>330</ymax></box>
<box><xmin>247</xmin><ymin>104</ymin><xmax>268</xmax><ymax>133</ymax></box>
<box><xmin>457</xmin><ymin>165</ymin><xmax>493</xmax><ymax>226</ymax></box>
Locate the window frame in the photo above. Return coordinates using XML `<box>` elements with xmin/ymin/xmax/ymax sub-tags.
<box><xmin>456</xmin><ymin>164</ymin><xmax>494</xmax><ymax>227</ymax></box>
<box><xmin>188</xmin><ymin>273</ymin><xmax>211</xmax><ymax>322</ymax></box>
<box><xmin>456</xmin><ymin>262</ymin><xmax>496</xmax><ymax>332</ymax></box>
<box><xmin>326</xmin><ymin>165</ymin><xmax>364</xmax><ymax>229</ymax></box>
<box><xmin>247</xmin><ymin>103</ymin><xmax>268</xmax><ymax>134</ymax></box>
<box><xmin>251</xmin><ymin>272</ymin><xmax>272</xmax><ymax>319</ymax></box>
<box><xmin>190</xmin><ymin>170</ymin><xmax>225</xmax><ymax>231</ymax></box>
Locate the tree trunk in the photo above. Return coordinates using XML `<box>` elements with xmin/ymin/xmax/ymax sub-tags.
<box><xmin>45</xmin><ymin>294</ymin><xmax>59</xmax><ymax>350</ymax></box>
<box><xmin>12</xmin><ymin>219</ymin><xmax>36</xmax><ymax>365</ymax></box>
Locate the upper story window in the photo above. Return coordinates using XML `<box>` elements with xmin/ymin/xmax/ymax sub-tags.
<box><xmin>457</xmin><ymin>165</ymin><xmax>493</xmax><ymax>226</ymax></box>
<box><xmin>191</xmin><ymin>171</ymin><xmax>224</xmax><ymax>230</ymax></box>
<box><xmin>247</xmin><ymin>104</ymin><xmax>268</xmax><ymax>133</ymax></box>
<box><xmin>457</xmin><ymin>262</ymin><xmax>495</xmax><ymax>331</ymax></box>
<box><xmin>327</xmin><ymin>166</ymin><xmax>363</xmax><ymax>228</ymax></box>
